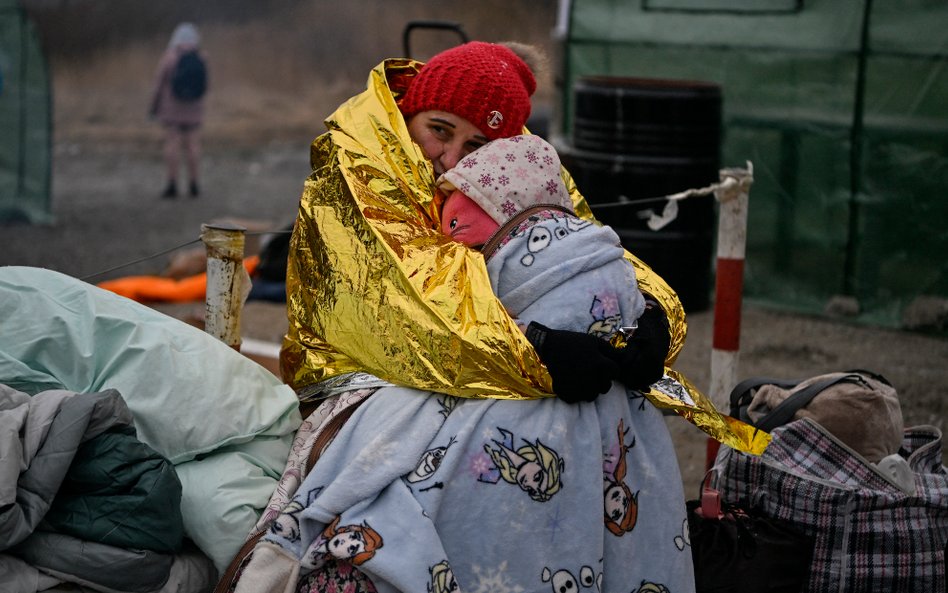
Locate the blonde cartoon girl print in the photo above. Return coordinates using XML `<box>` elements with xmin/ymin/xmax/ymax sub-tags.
<box><xmin>479</xmin><ymin>427</ymin><xmax>565</xmax><ymax>502</ymax></box>
<box><xmin>428</xmin><ymin>560</ymin><xmax>459</xmax><ymax>593</ymax></box>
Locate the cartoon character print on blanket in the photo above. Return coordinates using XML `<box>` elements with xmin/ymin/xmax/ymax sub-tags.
<box><xmin>539</xmin><ymin>564</ymin><xmax>672</xmax><ymax>593</ymax></box>
<box><xmin>491</xmin><ymin>209</ymin><xmax>593</xmax><ymax>268</ymax></box>
<box><xmin>485</xmin><ymin>206</ymin><xmax>647</xmax><ymax>358</ymax></box>
<box><xmin>251</xmin><ymin>385</ymin><xmax>696</xmax><ymax>593</ymax></box>
<box><xmin>636</xmin><ymin>582</ymin><xmax>673</xmax><ymax>593</ymax></box>
<box><xmin>302</xmin><ymin>516</ymin><xmax>384</xmax><ymax>570</ymax></box>
<box><xmin>406</xmin><ymin>397</ymin><xmax>460</xmax><ymax>492</ymax></box>
<box><xmin>588</xmin><ymin>294</ymin><xmax>625</xmax><ymax>340</ymax></box>
<box><xmin>477</xmin><ymin>427</ymin><xmax>565</xmax><ymax>502</ymax></box>
<box><xmin>407</xmin><ymin>437</ymin><xmax>456</xmax><ymax>487</ymax></box>
<box><xmin>271</xmin><ymin>506</ymin><xmax>385</xmax><ymax>571</ymax></box>
<box><xmin>271</xmin><ymin>487</ymin><xmax>322</xmax><ymax>542</ymax></box>
<box><xmin>271</xmin><ymin>500</ymin><xmax>305</xmax><ymax>541</ymax></box>
<box><xmin>295</xmin><ymin>558</ymin><xmax>379</xmax><ymax>593</ymax></box>
<box><xmin>603</xmin><ymin>419</ymin><xmax>640</xmax><ymax>536</ymax></box>
<box><xmin>428</xmin><ymin>560</ymin><xmax>459</xmax><ymax>593</ymax></box>
<box><xmin>541</xmin><ymin>564</ymin><xmax>602</xmax><ymax>593</ymax></box>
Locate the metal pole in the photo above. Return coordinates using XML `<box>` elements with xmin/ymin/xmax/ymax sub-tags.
<box><xmin>706</xmin><ymin>162</ymin><xmax>753</xmax><ymax>467</ymax></box>
<box><xmin>842</xmin><ymin>0</ymin><xmax>874</xmax><ymax>298</ymax></box>
<box><xmin>201</xmin><ymin>221</ymin><xmax>248</xmax><ymax>350</ymax></box>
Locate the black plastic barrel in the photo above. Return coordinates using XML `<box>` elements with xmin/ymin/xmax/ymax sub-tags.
<box><xmin>564</xmin><ymin>76</ymin><xmax>722</xmax><ymax>312</ymax></box>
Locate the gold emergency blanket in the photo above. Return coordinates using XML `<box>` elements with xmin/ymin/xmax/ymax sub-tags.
<box><xmin>280</xmin><ymin>58</ymin><xmax>768</xmax><ymax>455</ymax></box>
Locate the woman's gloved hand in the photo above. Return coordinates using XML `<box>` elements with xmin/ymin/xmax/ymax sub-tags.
<box><xmin>525</xmin><ymin>303</ymin><xmax>671</xmax><ymax>403</ymax></box>
<box><xmin>611</xmin><ymin>302</ymin><xmax>670</xmax><ymax>390</ymax></box>
<box><xmin>525</xmin><ymin>322</ymin><xmax>621</xmax><ymax>403</ymax></box>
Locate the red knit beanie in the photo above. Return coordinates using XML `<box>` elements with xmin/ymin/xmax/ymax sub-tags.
<box><xmin>399</xmin><ymin>41</ymin><xmax>536</xmax><ymax>140</ymax></box>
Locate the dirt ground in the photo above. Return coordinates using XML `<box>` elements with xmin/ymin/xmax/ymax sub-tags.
<box><xmin>3</xmin><ymin>136</ymin><xmax>946</xmax><ymax>493</ymax></box>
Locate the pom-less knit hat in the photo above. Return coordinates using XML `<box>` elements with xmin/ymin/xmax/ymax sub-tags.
<box><xmin>437</xmin><ymin>135</ymin><xmax>573</xmax><ymax>225</ymax></box>
<box><xmin>399</xmin><ymin>42</ymin><xmax>536</xmax><ymax>140</ymax></box>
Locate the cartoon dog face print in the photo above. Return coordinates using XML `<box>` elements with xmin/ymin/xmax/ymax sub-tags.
<box><xmin>483</xmin><ymin>428</ymin><xmax>565</xmax><ymax>502</ymax></box>
<box><xmin>603</xmin><ymin>419</ymin><xmax>639</xmax><ymax>536</ymax></box>
<box><xmin>520</xmin><ymin>225</ymin><xmax>553</xmax><ymax>267</ymax></box>
<box><xmin>541</xmin><ymin>565</ymin><xmax>601</xmax><ymax>593</ymax></box>
<box><xmin>302</xmin><ymin>516</ymin><xmax>384</xmax><ymax>570</ymax></box>
<box><xmin>565</xmin><ymin>216</ymin><xmax>592</xmax><ymax>232</ymax></box>
<box><xmin>674</xmin><ymin>517</ymin><xmax>691</xmax><ymax>551</ymax></box>
<box><xmin>428</xmin><ymin>560</ymin><xmax>459</xmax><ymax>593</ymax></box>
<box><xmin>517</xmin><ymin>213</ymin><xmax>594</xmax><ymax>267</ymax></box>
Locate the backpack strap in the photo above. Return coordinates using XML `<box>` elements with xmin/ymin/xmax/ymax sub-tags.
<box><xmin>480</xmin><ymin>204</ymin><xmax>574</xmax><ymax>260</ymax></box>
<box><xmin>729</xmin><ymin>376</ymin><xmax>803</xmax><ymax>421</ymax></box>
<box><xmin>753</xmin><ymin>373</ymin><xmax>865</xmax><ymax>432</ymax></box>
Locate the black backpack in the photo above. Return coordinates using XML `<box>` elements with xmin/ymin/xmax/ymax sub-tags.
<box><xmin>171</xmin><ymin>50</ymin><xmax>207</xmax><ymax>102</ymax></box>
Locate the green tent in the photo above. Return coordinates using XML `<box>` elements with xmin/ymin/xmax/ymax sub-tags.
<box><xmin>0</xmin><ymin>0</ymin><xmax>51</xmax><ymax>224</ymax></box>
<box><xmin>553</xmin><ymin>0</ymin><xmax>948</xmax><ymax>331</ymax></box>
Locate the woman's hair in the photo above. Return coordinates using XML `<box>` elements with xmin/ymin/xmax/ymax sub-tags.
<box><xmin>399</xmin><ymin>41</ymin><xmax>538</xmax><ymax>140</ymax></box>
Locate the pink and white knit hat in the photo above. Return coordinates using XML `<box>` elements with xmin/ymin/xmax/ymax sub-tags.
<box><xmin>437</xmin><ymin>135</ymin><xmax>574</xmax><ymax>226</ymax></box>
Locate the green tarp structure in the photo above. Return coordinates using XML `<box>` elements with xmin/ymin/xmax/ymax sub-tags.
<box><xmin>553</xmin><ymin>0</ymin><xmax>948</xmax><ymax>331</ymax></box>
<box><xmin>0</xmin><ymin>0</ymin><xmax>51</xmax><ymax>224</ymax></box>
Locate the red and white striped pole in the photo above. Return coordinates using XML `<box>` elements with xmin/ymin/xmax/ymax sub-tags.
<box><xmin>706</xmin><ymin>162</ymin><xmax>753</xmax><ymax>469</ymax></box>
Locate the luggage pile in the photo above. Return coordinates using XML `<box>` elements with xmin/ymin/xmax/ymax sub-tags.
<box><xmin>692</xmin><ymin>370</ymin><xmax>948</xmax><ymax>593</ymax></box>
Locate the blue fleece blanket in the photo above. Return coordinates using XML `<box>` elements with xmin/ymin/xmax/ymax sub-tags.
<box><xmin>486</xmin><ymin>209</ymin><xmax>646</xmax><ymax>339</ymax></box>
<box><xmin>264</xmin><ymin>383</ymin><xmax>695</xmax><ymax>593</ymax></box>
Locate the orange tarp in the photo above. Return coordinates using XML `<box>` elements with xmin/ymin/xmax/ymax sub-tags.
<box><xmin>98</xmin><ymin>256</ymin><xmax>259</xmax><ymax>303</ymax></box>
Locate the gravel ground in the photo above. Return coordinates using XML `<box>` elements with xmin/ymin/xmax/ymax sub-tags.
<box><xmin>3</xmin><ymin>139</ymin><xmax>946</xmax><ymax>492</ymax></box>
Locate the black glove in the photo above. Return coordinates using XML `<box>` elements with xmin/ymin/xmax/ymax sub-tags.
<box><xmin>607</xmin><ymin>302</ymin><xmax>671</xmax><ymax>390</ymax></box>
<box><xmin>525</xmin><ymin>322</ymin><xmax>620</xmax><ymax>403</ymax></box>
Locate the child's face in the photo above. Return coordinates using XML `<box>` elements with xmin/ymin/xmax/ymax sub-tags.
<box><xmin>440</xmin><ymin>190</ymin><xmax>499</xmax><ymax>249</ymax></box>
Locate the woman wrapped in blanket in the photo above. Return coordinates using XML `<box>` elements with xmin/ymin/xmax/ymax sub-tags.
<box><xmin>281</xmin><ymin>40</ymin><xmax>685</xmax><ymax>404</ymax></box>
<box><xmin>248</xmin><ymin>42</ymin><xmax>696</xmax><ymax>593</ymax></box>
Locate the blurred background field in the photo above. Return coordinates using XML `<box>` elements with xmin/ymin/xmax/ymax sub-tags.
<box><xmin>25</xmin><ymin>0</ymin><xmax>558</xmax><ymax>149</ymax></box>
<box><xmin>3</xmin><ymin>1</ymin><xmax>947</xmax><ymax>489</ymax></box>
<box><xmin>11</xmin><ymin>0</ymin><xmax>947</xmax><ymax>333</ymax></box>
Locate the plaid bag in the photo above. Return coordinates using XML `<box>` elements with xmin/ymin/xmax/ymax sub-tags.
<box><xmin>714</xmin><ymin>418</ymin><xmax>948</xmax><ymax>593</ymax></box>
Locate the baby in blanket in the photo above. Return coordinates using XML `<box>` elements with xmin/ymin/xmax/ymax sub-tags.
<box><xmin>436</xmin><ymin>134</ymin><xmax>669</xmax><ymax>399</ymax></box>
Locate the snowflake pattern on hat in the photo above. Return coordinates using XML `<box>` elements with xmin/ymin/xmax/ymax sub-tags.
<box><xmin>439</xmin><ymin>135</ymin><xmax>574</xmax><ymax>227</ymax></box>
